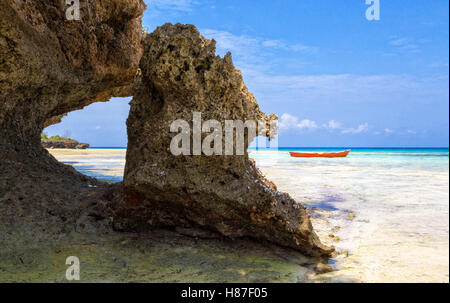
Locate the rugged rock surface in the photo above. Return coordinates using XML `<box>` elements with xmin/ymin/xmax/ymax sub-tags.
<box><xmin>41</xmin><ymin>139</ymin><xmax>79</xmax><ymax>149</ymax></box>
<box><xmin>0</xmin><ymin>0</ymin><xmax>145</xmax><ymax>245</ymax></box>
<box><xmin>1</xmin><ymin>0</ymin><xmax>145</xmax><ymax>151</ymax></box>
<box><xmin>115</xmin><ymin>24</ymin><xmax>333</xmax><ymax>257</ymax></box>
<box><xmin>44</xmin><ymin>114</ymin><xmax>68</xmax><ymax>128</ymax></box>
<box><xmin>1</xmin><ymin>0</ymin><xmax>331</xmax><ymax>263</ymax></box>
<box><xmin>41</xmin><ymin>139</ymin><xmax>89</xmax><ymax>149</ymax></box>
<box><xmin>76</xmin><ymin>143</ymin><xmax>90</xmax><ymax>149</ymax></box>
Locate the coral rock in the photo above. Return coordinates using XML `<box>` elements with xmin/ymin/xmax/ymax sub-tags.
<box><xmin>76</xmin><ymin>143</ymin><xmax>90</xmax><ymax>150</ymax></box>
<box><xmin>116</xmin><ymin>24</ymin><xmax>333</xmax><ymax>257</ymax></box>
<box><xmin>42</xmin><ymin>139</ymin><xmax>79</xmax><ymax>149</ymax></box>
<box><xmin>0</xmin><ymin>0</ymin><xmax>145</xmax><ymax>243</ymax></box>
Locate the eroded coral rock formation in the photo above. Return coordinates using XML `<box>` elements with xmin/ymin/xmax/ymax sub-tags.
<box><xmin>0</xmin><ymin>0</ymin><xmax>145</xmax><ymax>246</ymax></box>
<box><xmin>115</xmin><ymin>24</ymin><xmax>333</xmax><ymax>257</ymax></box>
<box><xmin>1</xmin><ymin>0</ymin><xmax>330</xmax><ymax>258</ymax></box>
<box><xmin>1</xmin><ymin>0</ymin><xmax>144</xmax><ymax>151</ymax></box>
<box><xmin>41</xmin><ymin>139</ymin><xmax>90</xmax><ymax>149</ymax></box>
<box><xmin>76</xmin><ymin>143</ymin><xmax>90</xmax><ymax>150</ymax></box>
<box><xmin>41</xmin><ymin>139</ymin><xmax>79</xmax><ymax>149</ymax></box>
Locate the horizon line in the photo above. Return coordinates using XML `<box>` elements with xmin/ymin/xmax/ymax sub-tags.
<box><xmin>87</xmin><ymin>146</ymin><xmax>450</xmax><ymax>149</ymax></box>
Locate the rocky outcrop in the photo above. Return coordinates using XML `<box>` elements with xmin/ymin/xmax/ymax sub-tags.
<box><xmin>41</xmin><ymin>139</ymin><xmax>90</xmax><ymax>149</ymax></box>
<box><xmin>113</xmin><ymin>24</ymin><xmax>332</xmax><ymax>257</ymax></box>
<box><xmin>1</xmin><ymin>0</ymin><xmax>145</xmax><ymax>152</ymax></box>
<box><xmin>76</xmin><ymin>143</ymin><xmax>90</xmax><ymax>150</ymax></box>
<box><xmin>44</xmin><ymin>114</ymin><xmax>68</xmax><ymax>128</ymax></box>
<box><xmin>1</xmin><ymin>0</ymin><xmax>330</xmax><ymax>259</ymax></box>
<box><xmin>0</xmin><ymin>0</ymin><xmax>145</xmax><ymax>243</ymax></box>
<box><xmin>42</xmin><ymin>139</ymin><xmax>79</xmax><ymax>149</ymax></box>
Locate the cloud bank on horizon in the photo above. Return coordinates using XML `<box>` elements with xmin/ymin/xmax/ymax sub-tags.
<box><xmin>46</xmin><ymin>0</ymin><xmax>449</xmax><ymax>147</ymax></box>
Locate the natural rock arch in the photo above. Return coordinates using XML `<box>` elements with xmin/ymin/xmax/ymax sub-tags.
<box><xmin>1</xmin><ymin>1</ymin><xmax>332</xmax><ymax>257</ymax></box>
<box><xmin>0</xmin><ymin>0</ymin><xmax>146</xmax><ymax>247</ymax></box>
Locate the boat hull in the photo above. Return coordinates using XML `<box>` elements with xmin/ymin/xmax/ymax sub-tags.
<box><xmin>289</xmin><ymin>150</ymin><xmax>350</xmax><ymax>158</ymax></box>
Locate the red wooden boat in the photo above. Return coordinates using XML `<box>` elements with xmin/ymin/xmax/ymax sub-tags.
<box><xmin>289</xmin><ymin>150</ymin><xmax>350</xmax><ymax>158</ymax></box>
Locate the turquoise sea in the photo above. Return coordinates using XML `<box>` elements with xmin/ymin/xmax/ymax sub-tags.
<box><xmin>49</xmin><ymin>147</ymin><xmax>449</xmax><ymax>282</ymax></box>
<box><xmin>249</xmin><ymin>148</ymin><xmax>449</xmax><ymax>282</ymax></box>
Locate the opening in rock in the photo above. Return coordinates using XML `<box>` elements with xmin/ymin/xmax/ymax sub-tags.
<box><xmin>44</xmin><ymin>97</ymin><xmax>131</xmax><ymax>184</ymax></box>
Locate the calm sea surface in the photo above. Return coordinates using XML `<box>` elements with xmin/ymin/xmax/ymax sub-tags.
<box><xmin>49</xmin><ymin>148</ymin><xmax>449</xmax><ymax>282</ymax></box>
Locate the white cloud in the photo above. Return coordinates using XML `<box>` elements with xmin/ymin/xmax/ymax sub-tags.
<box><xmin>390</xmin><ymin>38</ymin><xmax>409</xmax><ymax>46</ymax></box>
<box><xmin>279</xmin><ymin>114</ymin><xmax>372</xmax><ymax>135</ymax></box>
<box><xmin>389</xmin><ymin>37</ymin><xmax>421</xmax><ymax>53</ymax></box>
<box><xmin>341</xmin><ymin>123</ymin><xmax>369</xmax><ymax>134</ymax></box>
<box><xmin>262</xmin><ymin>39</ymin><xmax>284</xmax><ymax>48</ymax></box>
<box><xmin>201</xmin><ymin>29</ymin><xmax>259</xmax><ymax>59</ymax></box>
<box><xmin>153</xmin><ymin>26</ymin><xmax>446</xmax><ymax>144</ymax></box>
<box><xmin>200</xmin><ymin>29</ymin><xmax>316</xmax><ymax>64</ymax></box>
<box><xmin>245</xmin><ymin>73</ymin><xmax>448</xmax><ymax>106</ymax></box>
<box><xmin>324</xmin><ymin>120</ymin><xmax>342</xmax><ymax>130</ymax></box>
<box><xmin>291</xmin><ymin>43</ymin><xmax>316</xmax><ymax>52</ymax></box>
<box><xmin>279</xmin><ymin>114</ymin><xmax>317</xmax><ymax>132</ymax></box>
<box><xmin>278</xmin><ymin>113</ymin><xmax>299</xmax><ymax>130</ymax></box>
<box><xmin>297</xmin><ymin>119</ymin><xmax>318</xmax><ymax>130</ymax></box>
<box><xmin>261</xmin><ymin>40</ymin><xmax>316</xmax><ymax>53</ymax></box>
<box><xmin>199</xmin><ymin>30</ymin><xmax>447</xmax><ymax>109</ymax></box>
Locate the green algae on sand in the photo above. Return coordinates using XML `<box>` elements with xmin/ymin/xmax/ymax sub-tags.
<box><xmin>0</xmin><ymin>231</ymin><xmax>324</xmax><ymax>283</ymax></box>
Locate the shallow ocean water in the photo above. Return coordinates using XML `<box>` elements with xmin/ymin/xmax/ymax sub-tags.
<box><xmin>49</xmin><ymin>148</ymin><xmax>449</xmax><ymax>282</ymax></box>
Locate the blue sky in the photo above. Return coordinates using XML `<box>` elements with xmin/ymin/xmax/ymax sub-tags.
<box><xmin>46</xmin><ymin>0</ymin><xmax>449</xmax><ymax>147</ymax></box>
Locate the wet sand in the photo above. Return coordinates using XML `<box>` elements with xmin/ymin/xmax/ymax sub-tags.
<box><xmin>250</xmin><ymin>149</ymin><xmax>449</xmax><ymax>283</ymax></box>
<box><xmin>47</xmin><ymin>148</ymin><xmax>449</xmax><ymax>282</ymax></box>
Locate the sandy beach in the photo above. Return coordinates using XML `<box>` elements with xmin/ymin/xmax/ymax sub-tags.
<box><xmin>48</xmin><ymin>148</ymin><xmax>450</xmax><ymax>283</ymax></box>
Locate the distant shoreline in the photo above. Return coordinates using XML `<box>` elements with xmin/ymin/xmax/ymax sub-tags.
<box><xmin>86</xmin><ymin>147</ymin><xmax>450</xmax><ymax>150</ymax></box>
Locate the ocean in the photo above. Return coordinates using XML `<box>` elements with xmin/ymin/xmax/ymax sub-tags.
<box><xmin>49</xmin><ymin>147</ymin><xmax>449</xmax><ymax>282</ymax></box>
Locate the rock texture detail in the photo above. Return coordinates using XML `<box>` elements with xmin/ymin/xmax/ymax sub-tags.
<box><xmin>116</xmin><ymin>24</ymin><xmax>333</xmax><ymax>257</ymax></box>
